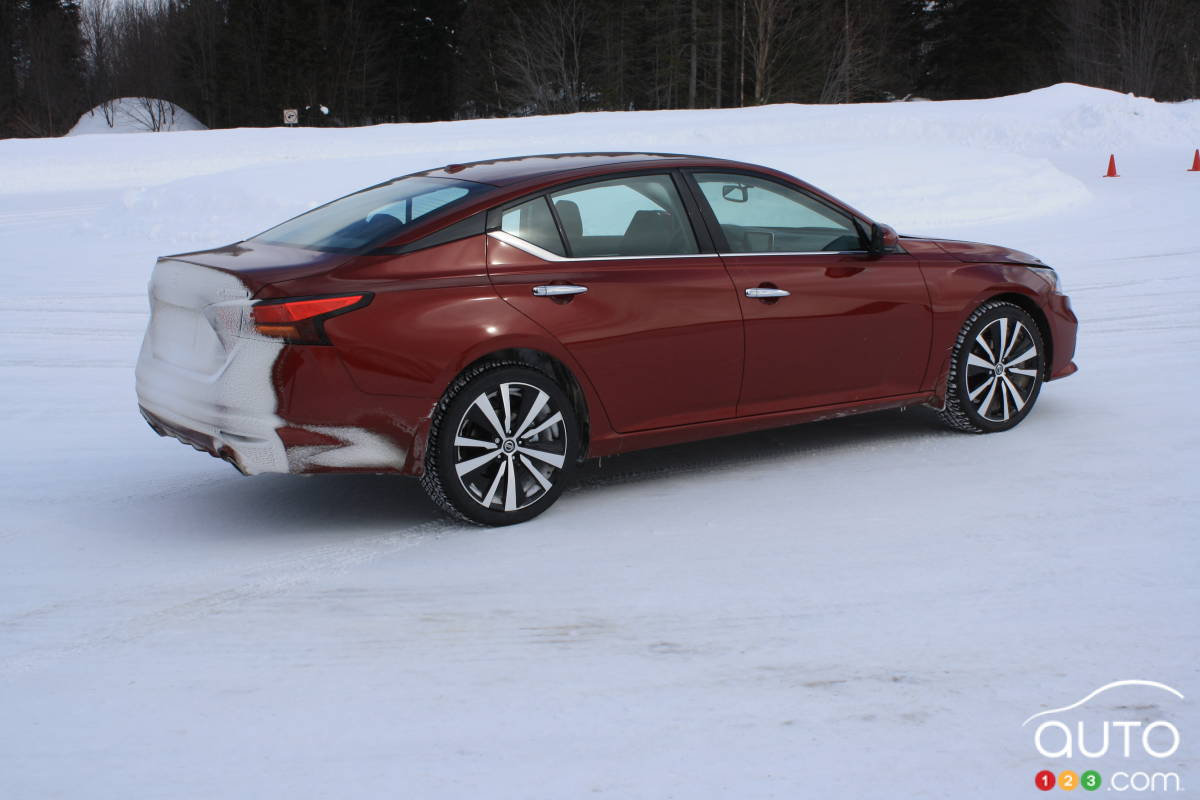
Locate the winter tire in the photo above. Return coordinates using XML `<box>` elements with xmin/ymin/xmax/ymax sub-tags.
<box><xmin>939</xmin><ymin>301</ymin><xmax>1045</xmax><ymax>433</ymax></box>
<box><xmin>422</xmin><ymin>362</ymin><xmax>580</xmax><ymax>525</ymax></box>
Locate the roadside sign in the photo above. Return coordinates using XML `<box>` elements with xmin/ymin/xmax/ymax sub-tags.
<box><xmin>283</xmin><ymin>108</ymin><xmax>298</xmax><ymax>125</ymax></box>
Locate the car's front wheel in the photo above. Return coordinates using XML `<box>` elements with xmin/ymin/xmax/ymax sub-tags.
<box><xmin>422</xmin><ymin>362</ymin><xmax>580</xmax><ymax>525</ymax></box>
<box><xmin>939</xmin><ymin>301</ymin><xmax>1045</xmax><ymax>433</ymax></box>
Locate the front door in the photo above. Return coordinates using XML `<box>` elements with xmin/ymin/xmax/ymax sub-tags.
<box><xmin>486</xmin><ymin>173</ymin><xmax>744</xmax><ymax>433</ymax></box>
<box><xmin>688</xmin><ymin>171</ymin><xmax>932</xmax><ymax>416</ymax></box>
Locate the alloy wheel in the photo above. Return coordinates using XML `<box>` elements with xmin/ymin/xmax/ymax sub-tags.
<box><xmin>963</xmin><ymin>316</ymin><xmax>1041</xmax><ymax>423</ymax></box>
<box><xmin>452</xmin><ymin>381</ymin><xmax>569</xmax><ymax>512</ymax></box>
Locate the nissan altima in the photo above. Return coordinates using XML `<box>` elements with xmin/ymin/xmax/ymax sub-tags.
<box><xmin>136</xmin><ymin>153</ymin><xmax>1078</xmax><ymax>524</ymax></box>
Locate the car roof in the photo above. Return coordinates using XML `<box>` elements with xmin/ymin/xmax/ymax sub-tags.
<box><xmin>383</xmin><ymin>151</ymin><xmax>875</xmax><ymax>252</ymax></box>
<box><xmin>416</xmin><ymin>152</ymin><xmax>747</xmax><ymax>187</ymax></box>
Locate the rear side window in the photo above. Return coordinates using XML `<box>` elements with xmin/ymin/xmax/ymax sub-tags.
<box><xmin>499</xmin><ymin>197</ymin><xmax>566</xmax><ymax>256</ymax></box>
<box><xmin>549</xmin><ymin>174</ymin><xmax>698</xmax><ymax>258</ymax></box>
<box><xmin>694</xmin><ymin>172</ymin><xmax>863</xmax><ymax>253</ymax></box>
<box><xmin>253</xmin><ymin>176</ymin><xmax>486</xmax><ymax>253</ymax></box>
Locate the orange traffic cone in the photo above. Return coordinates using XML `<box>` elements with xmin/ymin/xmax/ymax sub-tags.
<box><xmin>1103</xmin><ymin>154</ymin><xmax>1119</xmax><ymax>177</ymax></box>
<box><xmin>1189</xmin><ymin>149</ymin><xmax>1200</xmax><ymax>172</ymax></box>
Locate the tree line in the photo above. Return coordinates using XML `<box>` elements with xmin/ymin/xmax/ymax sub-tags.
<box><xmin>1</xmin><ymin>0</ymin><xmax>1197</xmax><ymax>138</ymax></box>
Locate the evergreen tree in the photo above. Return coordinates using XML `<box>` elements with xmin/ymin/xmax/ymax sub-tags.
<box><xmin>6</xmin><ymin>0</ymin><xmax>87</xmax><ymax>136</ymax></box>
<box><xmin>922</xmin><ymin>0</ymin><xmax>1060</xmax><ymax>99</ymax></box>
<box><xmin>2</xmin><ymin>0</ymin><xmax>1197</xmax><ymax>140</ymax></box>
<box><xmin>0</xmin><ymin>0</ymin><xmax>19</xmax><ymax>136</ymax></box>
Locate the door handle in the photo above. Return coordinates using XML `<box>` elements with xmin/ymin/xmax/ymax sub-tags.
<box><xmin>533</xmin><ymin>284</ymin><xmax>588</xmax><ymax>297</ymax></box>
<box><xmin>745</xmin><ymin>287</ymin><xmax>790</xmax><ymax>299</ymax></box>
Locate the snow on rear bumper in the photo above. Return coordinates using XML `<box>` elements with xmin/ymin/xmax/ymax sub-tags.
<box><xmin>135</xmin><ymin>341</ymin><xmax>295</xmax><ymax>475</ymax></box>
<box><xmin>137</xmin><ymin>354</ymin><xmax>412</xmax><ymax>476</ymax></box>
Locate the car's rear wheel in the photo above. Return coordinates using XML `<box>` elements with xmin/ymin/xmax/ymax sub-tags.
<box><xmin>422</xmin><ymin>362</ymin><xmax>580</xmax><ymax>525</ymax></box>
<box><xmin>939</xmin><ymin>301</ymin><xmax>1045</xmax><ymax>433</ymax></box>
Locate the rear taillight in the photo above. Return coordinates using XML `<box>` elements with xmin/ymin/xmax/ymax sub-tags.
<box><xmin>251</xmin><ymin>293</ymin><xmax>371</xmax><ymax>344</ymax></box>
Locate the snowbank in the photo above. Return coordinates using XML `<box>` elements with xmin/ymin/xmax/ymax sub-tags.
<box><xmin>5</xmin><ymin>84</ymin><xmax>1186</xmax><ymax>246</ymax></box>
<box><xmin>67</xmin><ymin>98</ymin><xmax>207</xmax><ymax>136</ymax></box>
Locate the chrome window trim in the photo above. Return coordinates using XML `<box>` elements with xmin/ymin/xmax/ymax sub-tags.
<box><xmin>488</xmin><ymin>230</ymin><xmax>868</xmax><ymax>262</ymax></box>
<box><xmin>488</xmin><ymin>230</ymin><xmax>715</xmax><ymax>262</ymax></box>
<box><xmin>716</xmin><ymin>250</ymin><xmax>870</xmax><ymax>257</ymax></box>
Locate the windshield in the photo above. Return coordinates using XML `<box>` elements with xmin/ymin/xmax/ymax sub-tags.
<box><xmin>253</xmin><ymin>176</ymin><xmax>487</xmax><ymax>253</ymax></box>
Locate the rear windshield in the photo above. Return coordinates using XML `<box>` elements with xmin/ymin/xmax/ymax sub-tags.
<box><xmin>252</xmin><ymin>176</ymin><xmax>487</xmax><ymax>253</ymax></box>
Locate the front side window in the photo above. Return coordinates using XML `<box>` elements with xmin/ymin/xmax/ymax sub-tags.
<box><xmin>549</xmin><ymin>174</ymin><xmax>698</xmax><ymax>258</ymax></box>
<box><xmin>254</xmin><ymin>176</ymin><xmax>486</xmax><ymax>253</ymax></box>
<box><xmin>694</xmin><ymin>172</ymin><xmax>863</xmax><ymax>253</ymax></box>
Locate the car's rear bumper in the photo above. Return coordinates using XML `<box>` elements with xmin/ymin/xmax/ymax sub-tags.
<box><xmin>137</xmin><ymin>339</ymin><xmax>429</xmax><ymax>476</ymax></box>
<box><xmin>138</xmin><ymin>404</ymin><xmax>286</xmax><ymax>475</ymax></box>
<box><xmin>135</xmin><ymin>347</ymin><xmax>290</xmax><ymax>475</ymax></box>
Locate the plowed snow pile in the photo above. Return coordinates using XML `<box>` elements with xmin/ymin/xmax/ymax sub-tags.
<box><xmin>67</xmin><ymin>97</ymin><xmax>207</xmax><ymax>135</ymax></box>
<box><xmin>0</xmin><ymin>84</ymin><xmax>1197</xmax><ymax>799</ymax></box>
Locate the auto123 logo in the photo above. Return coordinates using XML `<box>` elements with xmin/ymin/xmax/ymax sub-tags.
<box><xmin>1025</xmin><ymin>680</ymin><xmax>1185</xmax><ymax>792</ymax></box>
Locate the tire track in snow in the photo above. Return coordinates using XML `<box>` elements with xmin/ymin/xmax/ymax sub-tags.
<box><xmin>0</xmin><ymin>519</ymin><xmax>456</xmax><ymax>678</ymax></box>
<box><xmin>0</xmin><ymin>202</ymin><xmax>107</xmax><ymax>230</ymax></box>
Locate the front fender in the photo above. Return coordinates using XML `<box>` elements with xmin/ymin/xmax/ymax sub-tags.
<box><xmin>919</xmin><ymin>261</ymin><xmax>1053</xmax><ymax>405</ymax></box>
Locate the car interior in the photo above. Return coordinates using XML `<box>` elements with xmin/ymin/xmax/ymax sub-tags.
<box><xmin>552</xmin><ymin>200</ymin><xmax>695</xmax><ymax>257</ymax></box>
<box><xmin>697</xmin><ymin>174</ymin><xmax>866</xmax><ymax>253</ymax></box>
<box><xmin>500</xmin><ymin>172</ymin><xmax>867</xmax><ymax>258</ymax></box>
<box><xmin>718</xmin><ymin>223</ymin><xmax>864</xmax><ymax>253</ymax></box>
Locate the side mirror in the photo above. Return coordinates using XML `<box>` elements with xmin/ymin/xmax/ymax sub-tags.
<box><xmin>867</xmin><ymin>222</ymin><xmax>899</xmax><ymax>256</ymax></box>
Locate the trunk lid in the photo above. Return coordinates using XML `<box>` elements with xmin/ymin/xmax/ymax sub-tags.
<box><xmin>163</xmin><ymin>240</ymin><xmax>354</xmax><ymax>296</ymax></box>
<box><xmin>142</xmin><ymin>257</ymin><xmax>260</xmax><ymax>377</ymax></box>
<box><xmin>141</xmin><ymin>240</ymin><xmax>351</xmax><ymax>375</ymax></box>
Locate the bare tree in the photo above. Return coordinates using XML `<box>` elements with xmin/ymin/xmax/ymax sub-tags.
<box><xmin>819</xmin><ymin>0</ymin><xmax>881</xmax><ymax>103</ymax></box>
<box><xmin>687</xmin><ymin>0</ymin><xmax>699</xmax><ymax>107</ymax></box>
<box><xmin>713</xmin><ymin>0</ymin><xmax>724</xmax><ymax>106</ymax></box>
<box><xmin>1108</xmin><ymin>0</ymin><xmax>1176</xmax><ymax>96</ymax></box>
<box><xmin>1057</xmin><ymin>0</ymin><xmax>1106</xmax><ymax>87</ymax></box>
<box><xmin>111</xmin><ymin>0</ymin><xmax>182</xmax><ymax>127</ymax></box>
<box><xmin>126</xmin><ymin>96</ymin><xmax>178</xmax><ymax>131</ymax></box>
<box><xmin>1057</xmin><ymin>0</ymin><xmax>1192</xmax><ymax>99</ymax></box>
<box><xmin>500</xmin><ymin>0</ymin><xmax>595</xmax><ymax>114</ymax></box>
<box><xmin>746</xmin><ymin>0</ymin><xmax>801</xmax><ymax>103</ymax></box>
<box><xmin>738</xmin><ymin>0</ymin><xmax>746</xmax><ymax>105</ymax></box>
<box><xmin>174</xmin><ymin>0</ymin><xmax>224</xmax><ymax>128</ymax></box>
<box><xmin>81</xmin><ymin>0</ymin><xmax>118</xmax><ymax>126</ymax></box>
<box><xmin>15</xmin><ymin>0</ymin><xmax>87</xmax><ymax>136</ymax></box>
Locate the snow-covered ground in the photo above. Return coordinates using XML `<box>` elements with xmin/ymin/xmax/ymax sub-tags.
<box><xmin>1</xmin><ymin>84</ymin><xmax>1197</xmax><ymax>798</ymax></box>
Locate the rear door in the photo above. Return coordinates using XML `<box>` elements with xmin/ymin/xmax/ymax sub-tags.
<box><xmin>486</xmin><ymin>172</ymin><xmax>744</xmax><ymax>433</ymax></box>
<box><xmin>686</xmin><ymin>170</ymin><xmax>931</xmax><ymax>416</ymax></box>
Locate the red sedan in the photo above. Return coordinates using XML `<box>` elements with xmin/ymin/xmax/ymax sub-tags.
<box><xmin>136</xmin><ymin>153</ymin><xmax>1078</xmax><ymax>524</ymax></box>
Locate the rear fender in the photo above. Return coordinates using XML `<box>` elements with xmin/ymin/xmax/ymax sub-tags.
<box><xmin>322</xmin><ymin>291</ymin><xmax>615</xmax><ymax>472</ymax></box>
<box><xmin>439</xmin><ymin>332</ymin><xmax>616</xmax><ymax>452</ymax></box>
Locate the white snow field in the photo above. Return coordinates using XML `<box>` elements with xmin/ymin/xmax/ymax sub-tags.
<box><xmin>1</xmin><ymin>84</ymin><xmax>1197</xmax><ymax>798</ymax></box>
